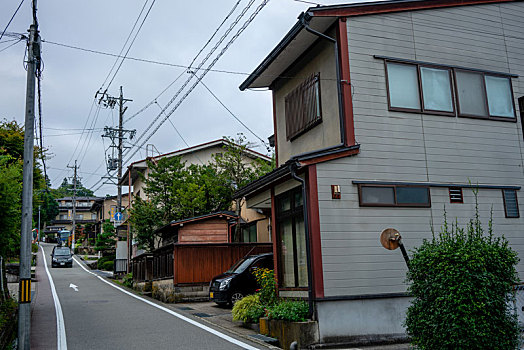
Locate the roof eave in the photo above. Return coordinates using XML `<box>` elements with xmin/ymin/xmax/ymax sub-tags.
<box><xmin>239</xmin><ymin>13</ymin><xmax>308</xmax><ymax>91</ymax></box>
<box><xmin>309</xmin><ymin>0</ymin><xmax>520</xmax><ymax>17</ymax></box>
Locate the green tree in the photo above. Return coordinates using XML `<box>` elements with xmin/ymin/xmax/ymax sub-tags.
<box><xmin>52</xmin><ymin>178</ymin><xmax>94</xmax><ymax>198</ymax></box>
<box><xmin>0</xmin><ymin>119</ymin><xmax>47</xmax><ymax>302</ymax></box>
<box><xmin>143</xmin><ymin>156</ymin><xmax>187</xmax><ymax>222</ymax></box>
<box><xmin>129</xmin><ymin>197</ymin><xmax>161</xmax><ymax>251</ymax></box>
<box><xmin>36</xmin><ymin>188</ymin><xmax>59</xmax><ymax>228</ymax></box>
<box><xmin>0</xmin><ymin>157</ymin><xmax>22</xmax><ymax>259</ymax></box>
<box><xmin>405</xmin><ymin>199</ymin><xmax>520</xmax><ymax>349</ymax></box>
<box><xmin>0</xmin><ymin>120</ymin><xmax>24</xmax><ymax>160</ymax></box>
<box><xmin>212</xmin><ymin>134</ymin><xmax>273</xmax><ymax>241</ymax></box>
<box><xmin>95</xmin><ymin>220</ymin><xmax>116</xmax><ymax>252</ymax></box>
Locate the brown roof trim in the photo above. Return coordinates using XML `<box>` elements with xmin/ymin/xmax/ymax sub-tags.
<box><xmin>310</xmin><ymin>0</ymin><xmax>521</xmax><ymax>17</ymax></box>
<box><xmin>169</xmin><ymin>211</ymin><xmax>238</xmax><ymax>227</ymax></box>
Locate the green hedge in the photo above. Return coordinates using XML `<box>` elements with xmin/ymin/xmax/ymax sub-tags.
<box><xmin>99</xmin><ymin>260</ymin><xmax>114</xmax><ymax>271</ymax></box>
<box><xmin>266</xmin><ymin>300</ymin><xmax>308</xmax><ymax>322</ymax></box>
<box><xmin>405</xmin><ymin>206</ymin><xmax>520</xmax><ymax>349</ymax></box>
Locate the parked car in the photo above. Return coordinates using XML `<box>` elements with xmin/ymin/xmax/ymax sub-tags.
<box><xmin>209</xmin><ymin>253</ymin><xmax>273</xmax><ymax>306</ymax></box>
<box><xmin>51</xmin><ymin>246</ymin><xmax>73</xmax><ymax>268</ymax></box>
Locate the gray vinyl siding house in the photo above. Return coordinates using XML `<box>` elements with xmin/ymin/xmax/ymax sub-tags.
<box><xmin>237</xmin><ymin>0</ymin><xmax>524</xmax><ymax>345</ymax></box>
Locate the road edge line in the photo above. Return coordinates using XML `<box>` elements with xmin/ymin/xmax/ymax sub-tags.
<box><xmin>40</xmin><ymin>245</ymin><xmax>68</xmax><ymax>350</ymax></box>
<box><xmin>72</xmin><ymin>256</ymin><xmax>260</xmax><ymax>350</ymax></box>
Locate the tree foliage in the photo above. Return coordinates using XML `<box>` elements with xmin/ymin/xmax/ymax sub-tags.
<box><xmin>52</xmin><ymin>177</ymin><xmax>94</xmax><ymax>198</ymax></box>
<box><xmin>95</xmin><ymin>220</ymin><xmax>116</xmax><ymax>252</ymax></box>
<box><xmin>405</xmin><ymin>199</ymin><xmax>520</xmax><ymax>349</ymax></box>
<box><xmin>130</xmin><ymin>134</ymin><xmax>273</xmax><ymax>251</ymax></box>
<box><xmin>129</xmin><ymin>197</ymin><xmax>160</xmax><ymax>251</ymax></box>
<box><xmin>0</xmin><ymin>157</ymin><xmax>22</xmax><ymax>258</ymax></box>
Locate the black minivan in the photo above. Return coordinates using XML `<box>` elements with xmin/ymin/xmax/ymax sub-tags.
<box><xmin>209</xmin><ymin>253</ymin><xmax>273</xmax><ymax>306</ymax></box>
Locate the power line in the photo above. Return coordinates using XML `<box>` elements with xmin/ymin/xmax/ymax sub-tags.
<box><xmin>0</xmin><ymin>38</ymin><xmax>23</xmax><ymax>53</ymax></box>
<box><xmin>123</xmin><ymin>0</ymin><xmax>242</xmax><ymax>127</ymax></box>
<box><xmin>0</xmin><ymin>37</ymin><xmax>22</xmax><ymax>44</ymax></box>
<box><xmin>56</xmin><ymin>98</ymin><xmax>97</xmax><ymax>181</ymax></box>
<box><xmin>106</xmin><ymin>0</ymin><xmax>156</xmax><ymax>90</ymax></box>
<box><xmin>41</xmin><ymin>38</ymin><xmax>340</xmax><ymax>82</ymax></box>
<box><xmin>0</xmin><ymin>0</ymin><xmax>25</xmax><ymax>42</ymax></box>
<box><xmin>123</xmin><ymin>0</ymin><xmax>260</xmax><ymax>163</ymax></box>
<box><xmin>45</xmin><ymin>130</ymin><xmax>104</xmax><ymax>137</ymax></box>
<box><xmin>190</xmin><ymin>71</ymin><xmax>270</xmax><ymax>151</ymax></box>
<box><xmin>124</xmin><ymin>0</ymin><xmax>272</xmax><ymax>165</ymax></box>
<box><xmin>100</xmin><ymin>0</ymin><xmax>150</xmax><ymax>90</ymax></box>
<box><xmin>47</xmin><ymin>166</ymin><xmax>105</xmax><ymax>177</ymax></box>
<box><xmin>78</xmin><ymin>102</ymin><xmax>104</xmax><ymax>167</ymax></box>
<box><xmin>43</xmin><ymin>126</ymin><xmax>104</xmax><ymax>131</ymax></box>
<box><xmin>188</xmin><ymin>0</ymin><xmax>242</xmax><ymax>69</ymax></box>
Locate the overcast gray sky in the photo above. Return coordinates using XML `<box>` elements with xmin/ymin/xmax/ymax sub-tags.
<box><xmin>0</xmin><ymin>0</ymin><xmax>370</xmax><ymax>196</ymax></box>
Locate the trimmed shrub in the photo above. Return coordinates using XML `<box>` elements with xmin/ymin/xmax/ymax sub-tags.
<box><xmin>405</xmin><ymin>204</ymin><xmax>520</xmax><ymax>349</ymax></box>
<box><xmin>232</xmin><ymin>294</ymin><xmax>265</xmax><ymax>323</ymax></box>
<box><xmin>99</xmin><ymin>260</ymin><xmax>114</xmax><ymax>271</ymax></box>
<box><xmin>266</xmin><ymin>299</ymin><xmax>308</xmax><ymax>322</ymax></box>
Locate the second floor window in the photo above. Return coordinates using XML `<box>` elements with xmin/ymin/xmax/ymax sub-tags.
<box><xmin>285</xmin><ymin>73</ymin><xmax>322</xmax><ymax>140</ymax></box>
<box><xmin>385</xmin><ymin>60</ymin><xmax>516</xmax><ymax>121</ymax></box>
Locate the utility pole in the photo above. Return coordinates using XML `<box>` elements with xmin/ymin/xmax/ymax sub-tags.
<box><xmin>117</xmin><ymin>87</ymin><xmax>125</xmax><ymax>219</ymax></box>
<box><xmin>68</xmin><ymin>160</ymin><xmax>78</xmax><ymax>249</ymax></box>
<box><xmin>19</xmin><ymin>0</ymin><xmax>40</xmax><ymax>347</ymax></box>
<box><xmin>98</xmin><ymin>86</ymin><xmax>134</xmax><ymax>271</ymax></box>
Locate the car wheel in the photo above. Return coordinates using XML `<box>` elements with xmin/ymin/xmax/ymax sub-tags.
<box><xmin>230</xmin><ymin>292</ymin><xmax>244</xmax><ymax>305</ymax></box>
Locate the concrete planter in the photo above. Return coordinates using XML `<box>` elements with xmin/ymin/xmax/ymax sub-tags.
<box><xmin>268</xmin><ymin>319</ymin><xmax>319</xmax><ymax>350</ymax></box>
<box><xmin>259</xmin><ymin>317</ymin><xmax>270</xmax><ymax>335</ymax></box>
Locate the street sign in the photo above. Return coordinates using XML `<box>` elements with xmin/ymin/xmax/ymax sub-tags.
<box><xmin>114</xmin><ymin>212</ymin><xmax>123</xmax><ymax>222</ymax></box>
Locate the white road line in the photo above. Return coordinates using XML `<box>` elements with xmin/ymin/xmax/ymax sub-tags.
<box><xmin>40</xmin><ymin>245</ymin><xmax>68</xmax><ymax>350</ymax></box>
<box><xmin>73</xmin><ymin>256</ymin><xmax>260</xmax><ymax>350</ymax></box>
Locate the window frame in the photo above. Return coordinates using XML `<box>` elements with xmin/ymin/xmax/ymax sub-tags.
<box><xmin>384</xmin><ymin>59</ymin><xmax>517</xmax><ymax>122</ymax></box>
<box><xmin>284</xmin><ymin>73</ymin><xmax>323</xmax><ymax>141</ymax></box>
<box><xmin>454</xmin><ymin>70</ymin><xmax>517</xmax><ymax>122</ymax></box>
<box><xmin>275</xmin><ymin>187</ymin><xmax>307</xmax><ymax>290</ymax></box>
<box><xmin>502</xmin><ymin>189</ymin><xmax>520</xmax><ymax>218</ymax></box>
<box><xmin>358</xmin><ymin>184</ymin><xmax>431</xmax><ymax>208</ymax></box>
<box><xmin>385</xmin><ymin>61</ymin><xmax>456</xmax><ymax>117</ymax></box>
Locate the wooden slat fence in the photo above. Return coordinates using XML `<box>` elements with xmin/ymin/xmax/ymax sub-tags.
<box><xmin>173</xmin><ymin>243</ymin><xmax>272</xmax><ymax>285</ymax></box>
<box><xmin>153</xmin><ymin>244</ymin><xmax>174</xmax><ymax>280</ymax></box>
<box><xmin>132</xmin><ymin>253</ymin><xmax>153</xmax><ymax>282</ymax></box>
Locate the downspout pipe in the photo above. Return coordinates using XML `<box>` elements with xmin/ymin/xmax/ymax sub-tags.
<box><xmin>300</xmin><ymin>12</ymin><xmax>346</xmax><ymax>146</ymax></box>
<box><xmin>289</xmin><ymin>162</ymin><xmax>315</xmax><ymax>319</ymax></box>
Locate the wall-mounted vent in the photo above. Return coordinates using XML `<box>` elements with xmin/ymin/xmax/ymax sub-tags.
<box><xmin>449</xmin><ymin>187</ymin><xmax>463</xmax><ymax>203</ymax></box>
<box><xmin>503</xmin><ymin>189</ymin><xmax>520</xmax><ymax>218</ymax></box>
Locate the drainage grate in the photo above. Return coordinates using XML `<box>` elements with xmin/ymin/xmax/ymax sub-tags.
<box><xmin>249</xmin><ymin>334</ymin><xmax>279</xmax><ymax>345</ymax></box>
<box><xmin>176</xmin><ymin>306</ymin><xmax>194</xmax><ymax>311</ymax></box>
<box><xmin>192</xmin><ymin>312</ymin><xmax>212</xmax><ymax>318</ymax></box>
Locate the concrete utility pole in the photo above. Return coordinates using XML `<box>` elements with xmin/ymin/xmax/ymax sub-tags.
<box><xmin>117</xmin><ymin>87</ymin><xmax>125</xmax><ymax>217</ymax></box>
<box><xmin>98</xmin><ymin>86</ymin><xmax>133</xmax><ymax>271</ymax></box>
<box><xmin>68</xmin><ymin>160</ymin><xmax>78</xmax><ymax>249</ymax></box>
<box><xmin>18</xmin><ymin>1</ymin><xmax>40</xmax><ymax>346</ymax></box>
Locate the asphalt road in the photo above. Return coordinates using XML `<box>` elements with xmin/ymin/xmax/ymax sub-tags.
<box><xmin>35</xmin><ymin>243</ymin><xmax>265</xmax><ymax>350</ymax></box>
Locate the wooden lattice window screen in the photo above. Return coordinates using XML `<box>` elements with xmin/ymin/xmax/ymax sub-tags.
<box><xmin>285</xmin><ymin>73</ymin><xmax>322</xmax><ymax>140</ymax></box>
